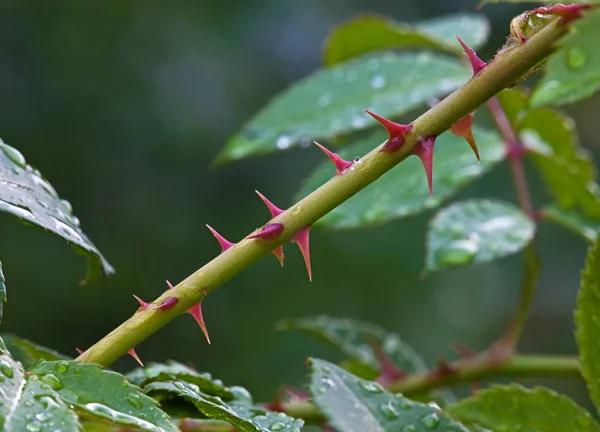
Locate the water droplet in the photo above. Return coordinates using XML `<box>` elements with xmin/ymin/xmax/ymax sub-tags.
<box><xmin>0</xmin><ymin>360</ymin><xmax>14</xmax><ymax>378</ymax></box>
<box><xmin>398</xmin><ymin>397</ymin><xmax>414</xmax><ymax>409</ymax></box>
<box><xmin>370</xmin><ymin>73</ymin><xmax>386</xmax><ymax>89</ymax></box>
<box><xmin>36</xmin><ymin>200</ymin><xmax>49</xmax><ymax>210</ymax></box>
<box><xmin>299</xmin><ymin>137</ymin><xmax>311</xmax><ymax>148</ymax></box>
<box><xmin>379</xmin><ymin>401</ymin><xmax>399</xmax><ymax>419</ymax></box>
<box><xmin>41</xmin><ymin>374</ymin><xmax>63</xmax><ymax>390</ymax></box>
<box><xmin>421</xmin><ymin>413</ymin><xmax>440</xmax><ymax>429</ymax></box>
<box><xmin>52</xmin><ymin>218</ymin><xmax>83</xmax><ymax>243</ymax></box>
<box><xmin>126</xmin><ymin>394</ymin><xmax>143</xmax><ymax>409</ymax></box>
<box><xmin>317</xmin><ymin>94</ymin><xmax>331</xmax><ymax>107</ymax></box>
<box><xmin>276</xmin><ymin>135</ymin><xmax>292</xmax><ymax>150</ymax></box>
<box><xmin>29</xmin><ymin>173</ymin><xmax>58</xmax><ymax>196</ymax></box>
<box><xmin>55</xmin><ymin>361</ymin><xmax>70</xmax><ymax>373</ymax></box>
<box><xmin>403</xmin><ymin>426</ymin><xmax>417</xmax><ymax>432</ymax></box>
<box><xmin>229</xmin><ymin>386</ymin><xmax>252</xmax><ymax>402</ymax></box>
<box><xmin>0</xmin><ymin>141</ymin><xmax>27</xmax><ymax>168</ymax></box>
<box><xmin>567</xmin><ymin>46</ymin><xmax>586</xmax><ymax>69</ymax></box>
<box><xmin>25</xmin><ymin>422</ymin><xmax>42</xmax><ymax>432</ymax></box>
<box><xmin>24</xmin><ymin>400</ymin><xmax>34</xmax><ymax>407</ymax></box>
<box><xmin>353</xmin><ymin>157</ymin><xmax>362</xmax><ymax>163</ymax></box>
<box><xmin>174</xmin><ymin>382</ymin><xmax>186</xmax><ymax>390</ymax></box>
<box><xmin>438</xmin><ymin>239</ymin><xmax>478</xmax><ymax>267</ymax></box>
<box><xmin>270</xmin><ymin>421</ymin><xmax>286</xmax><ymax>430</ymax></box>
<box><xmin>60</xmin><ymin>199</ymin><xmax>73</xmax><ymax>214</ymax></box>
<box><xmin>359</xmin><ymin>381</ymin><xmax>383</xmax><ymax>393</ymax></box>
<box><xmin>35</xmin><ymin>412</ymin><xmax>50</xmax><ymax>422</ymax></box>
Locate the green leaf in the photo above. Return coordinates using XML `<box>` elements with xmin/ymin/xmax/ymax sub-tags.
<box><xmin>217</xmin><ymin>52</ymin><xmax>470</xmax><ymax>163</ymax></box>
<box><xmin>30</xmin><ymin>361</ymin><xmax>177</xmax><ymax>432</ymax></box>
<box><xmin>0</xmin><ymin>139</ymin><xmax>113</xmax><ymax>283</ymax></box>
<box><xmin>0</xmin><ymin>338</ymin><xmax>80</xmax><ymax>432</ymax></box>
<box><xmin>323</xmin><ymin>13</ymin><xmax>489</xmax><ymax>65</ymax></box>
<box><xmin>532</xmin><ymin>10</ymin><xmax>600</xmax><ymax>107</ymax></box>
<box><xmin>426</xmin><ymin>199</ymin><xmax>535</xmax><ymax>272</ymax></box>
<box><xmin>542</xmin><ymin>205</ymin><xmax>599</xmax><ymax>242</ymax></box>
<box><xmin>127</xmin><ymin>361</ymin><xmax>235</xmax><ymax>400</ymax></box>
<box><xmin>0</xmin><ymin>261</ymin><xmax>5</xmax><ymax>324</ymax></box>
<box><xmin>1</xmin><ymin>334</ymin><xmax>69</xmax><ymax>369</ymax></box>
<box><xmin>296</xmin><ymin>127</ymin><xmax>505</xmax><ymax>229</ymax></box>
<box><xmin>480</xmin><ymin>0</ymin><xmax>600</xmax><ymax>5</ymax></box>
<box><xmin>447</xmin><ymin>384</ymin><xmax>600</xmax><ymax>432</ymax></box>
<box><xmin>309</xmin><ymin>358</ymin><xmax>468</xmax><ymax>432</ymax></box>
<box><xmin>145</xmin><ymin>381</ymin><xmax>304</xmax><ymax>432</ymax></box>
<box><xmin>576</xmin><ymin>234</ymin><xmax>600</xmax><ymax>412</ymax></box>
<box><xmin>519</xmin><ymin>108</ymin><xmax>600</xmax><ymax>219</ymax></box>
<box><xmin>278</xmin><ymin>316</ymin><xmax>425</xmax><ymax>379</ymax></box>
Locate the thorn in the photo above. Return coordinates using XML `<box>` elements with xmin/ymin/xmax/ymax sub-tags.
<box><xmin>166</xmin><ymin>280</ymin><xmax>174</xmax><ymax>290</ymax></box>
<box><xmin>247</xmin><ymin>222</ymin><xmax>285</xmax><ymax>241</ymax></box>
<box><xmin>517</xmin><ymin>32</ymin><xmax>528</xmax><ymax>44</ymax></box>
<box><xmin>456</xmin><ymin>36</ymin><xmax>487</xmax><ymax>75</ymax></box>
<box><xmin>369</xmin><ymin>339</ymin><xmax>406</xmax><ymax>386</ymax></box>
<box><xmin>255</xmin><ymin>190</ymin><xmax>284</xmax><ymax>218</ymax></box>
<box><xmin>364</xmin><ymin>110</ymin><xmax>413</xmax><ymax>152</ymax></box>
<box><xmin>206</xmin><ymin>224</ymin><xmax>236</xmax><ymax>253</ymax></box>
<box><xmin>273</xmin><ymin>245</ymin><xmax>285</xmax><ymax>266</ymax></box>
<box><xmin>530</xmin><ymin>4</ymin><xmax>592</xmax><ymax>24</ymax></box>
<box><xmin>75</xmin><ymin>348</ymin><xmax>84</xmax><ymax>355</ymax></box>
<box><xmin>450</xmin><ymin>342</ymin><xmax>476</xmax><ymax>359</ymax></box>
<box><xmin>450</xmin><ymin>113</ymin><xmax>480</xmax><ymax>162</ymax></box>
<box><xmin>411</xmin><ymin>136</ymin><xmax>437</xmax><ymax>196</ymax></box>
<box><xmin>291</xmin><ymin>226</ymin><xmax>312</xmax><ymax>281</ymax></box>
<box><xmin>155</xmin><ymin>297</ymin><xmax>179</xmax><ymax>311</ymax></box>
<box><xmin>313</xmin><ymin>141</ymin><xmax>354</xmax><ymax>175</ymax></box>
<box><xmin>436</xmin><ymin>357</ymin><xmax>457</xmax><ymax>376</ymax></box>
<box><xmin>127</xmin><ymin>348</ymin><xmax>144</xmax><ymax>366</ymax></box>
<box><xmin>187</xmin><ymin>300</ymin><xmax>211</xmax><ymax>344</ymax></box>
<box><xmin>133</xmin><ymin>295</ymin><xmax>149</xmax><ymax>310</ymax></box>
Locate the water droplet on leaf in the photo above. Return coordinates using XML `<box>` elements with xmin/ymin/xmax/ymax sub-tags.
<box><xmin>567</xmin><ymin>46</ymin><xmax>586</xmax><ymax>69</ymax></box>
<box><xmin>359</xmin><ymin>381</ymin><xmax>383</xmax><ymax>393</ymax></box>
<box><xmin>0</xmin><ymin>360</ymin><xmax>14</xmax><ymax>378</ymax></box>
<box><xmin>438</xmin><ymin>239</ymin><xmax>478</xmax><ymax>267</ymax></box>
<box><xmin>55</xmin><ymin>362</ymin><xmax>70</xmax><ymax>373</ymax></box>
<box><xmin>41</xmin><ymin>374</ymin><xmax>63</xmax><ymax>390</ymax></box>
<box><xmin>270</xmin><ymin>421</ymin><xmax>286</xmax><ymax>430</ymax></box>
<box><xmin>276</xmin><ymin>135</ymin><xmax>292</xmax><ymax>150</ymax></box>
<box><xmin>0</xmin><ymin>141</ymin><xmax>27</xmax><ymax>168</ymax></box>
<box><xmin>421</xmin><ymin>413</ymin><xmax>440</xmax><ymax>429</ymax></box>
<box><xmin>379</xmin><ymin>401</ymin><xmax>399</xmax><ymax>419</ymax></box>
<box><xmin>370</xmin><ymin>73</ymin><xmax>386</xmax><ymax>89</ymax></box>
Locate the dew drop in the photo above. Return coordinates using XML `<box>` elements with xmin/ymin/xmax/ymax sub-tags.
<box><xmin>0</xmin><ymin>360</ymin><xmax>14</xmax><ymax>378</ymax></box>
<box><xmin>0</xmin><ymin>141</ymin><xmax>27</xmax><ymax>168</ymax></box>
<box><xmin>229</xmin><ymin>386</ymin><xmax>252</xmax><ymax>402</ymax></box>
<box><xmin>126</xmin><ymin>394</ymin><xmax>144</xmax><ymax>409</ymax></box>
<box><xmin>567</xmin><ymin>46</ymin><xmax>586</xmax><ymax>69</ymax></box>
<box><xmin>24</xmin><ymin>400</ymin><xmax>34</xmax><ymax>407</ymax></box>
<box><xmin>438</xmin><ymin>239</ymin><xmax>478</xmax><ymax>267</ymax></box>
<box><xmin>41</xmin><ymin>374</ymin><xmax>63</xmax><ymax>390</ymax></box>
<box><xmin>276</xmin><ymin>135</ymin><xmax>292</xmax><ymax>150</ymax></box>
<box><xmin>403</xmin><ymin>426</ymin><xmax>417</xmax><ymax>432</ymax></box>
<box><xmin>370</xmin><ymin>73</ymin><xmax>386</xmax><ymax>89</ymax></box>
<box><xmin>55</xmin><ymin>361</ymin><xmax>70</xmax><ymax>374</ymax></box>
<box><xmin>35</xmin><ymin>412</ymin><xmax>50</xmax><ymax>422</ymax></box>
<box><xmin>25</xmin><ymin>422</ymin><xmax>42</xmax><ymax>432</ymax></box>
<box><xmin>421</xmin><ymin>412</ymin><xmax>440</xmax><ymax>429</ymax></box>
<box><xmin>270</xmin><ymin>421</ymin><xmax>286</xmax><ymax>430</ymax></box>
<box><xmin>60</xmin><ymin>199</ymin><xmax>73</xmax><ymax>214</ymax></box>
<box><xmin>379</xmin><ymin>401</ymin><xmax>399</xmax><ymax>419</ymax></box>
<box><xmin>359</xmin><ymin>381</ymin><xmax>383</xmax><ymax>393</ymax></box>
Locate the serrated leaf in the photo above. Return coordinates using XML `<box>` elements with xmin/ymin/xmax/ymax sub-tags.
<box><xmin>447</xmin><ymin>384</ymin><xmax>600</xmax><ymax>431</ymax></box>
<box><xmin>426</xmin><ymin>199</ymin><xmax>535</xmax><ymax>272</ymax></box>
<box><xmin>30</xmin><ymin>361</ymin><xmax>177</xmax><ymax>432</ymax></box>
<box><xmin>1</xmin><ymin>334</ymin><xmax>69</xmax><ymax>369</ymax></box>
<box><xmin>309</xmin><ymin>358</ymin><xmax>468</xmax><ymax>432</ymax></box>
<box><xmin>542</xmin><ymin>205</ymin><xmax>599</xmax><ymax>242</ymax></box>
<box><xmin>146</xmin><ymin>381</ymin><xmax>304</xmax><ymax>432</ymax></box>
<box><xmin>480</xmin><ymin>0</ymin><xmax>600</xmax><ymax>4</ymax></box>
<box><xmin>278</xmin><ymin>316</ymin><xmax>425</xmax><ymax>379</ymax></box>
<box><xmin>84</xmin><ymin>418</ymin><xmax>233</xmax><ymax>431</ymax></box>
<box><xmin>217</xmin><ymin>52</ymin><xmax>469</xmax><ymax>163</ymax></box>
<box><xmin>576</xmin><ymin>234</ymin><xmax>600</xmax><ymax>412</ymax></box>
<box><xmin>532</xmin><ymin>10</ymin><xmax>600</xmax><ymax>107</ymax></box>
<box><xmin>0</xmin><ymin>338</ymin><xmax>80</xmax><ymax>432</ymax></box>
<box><xmin>296</xmin><ymin>127</ymin><xmax>505</xmax><ymax>229</ymax></box>
<box><xmin>127</xmin><ymin>361</ymin><xmax>234</xmax><ymax>400</ymax></box>
<box><xmin>0</xmin><ymin>261</ymin><xmax>5</xmax><ymax>323</ymax></box>
<box><xmin>519</xmin><ymin>108</ymin><xmax>600</xmax><ymax>219</ymax></box>
<box><xmin>323</xmin><ymin>13</ymin><xmax>489</xmax><ymax>65</ymax></box>
<box><xmin>0</xmin><ymin>139</ymin><xmax>113</xmax><ymax>283</ymax></box>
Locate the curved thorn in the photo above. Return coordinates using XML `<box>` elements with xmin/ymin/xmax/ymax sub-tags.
<box><xmin>133</xmin><ymin>295</ymin><xmax>149</xmax><ymax>310</ymax></box>
<box><xmin>155</xmin><ymin>297</ymin><xmax>179</xmax><ymax>311</ymax></box>
<box><xmin>364</xmin><ymin>109</ymin><xmax>413</xmax><ymax>152</ymax></box>
<box><xmin>456</xmin><ymin>36</ymin><xmax>487</xmax><ymax>75</ymax></box>
<box><xmin>166</xmin><ymin>280</ymin><xmax>174</xmax><ymax>290</ymax></box>
<box><xmin>75</xmin><ymin>348</ymin><xmax>84</xmax><ymax>355</ymax></box>
<box><xmin>247</xmin><ymin>223</ymin><xmax>285</xmax><ymax>241</ymax></box>
<box><xmin>313</xmin><ymin>141</ymin><xmax>354</xmax><ymax>175</ymax></box>
<box><xmin>411</xmin><ymin>136</ymin><xmax>437</xmax><ymax>196</ymax></box>
<box><xmin>127</xmin><ymin>348</ymin><xmax>144</xmax><ymax>367</ymax></box>
<box><xmin>450</xmin><ymin>113</ymin><xmax>480</xmax><ymax>162</ymax></box>
<box><xmin>273</xmin><ymin>245</ymin><xmax>285</xmax><ymax>266</ymax></box>
<box><xmin>187</xmin><ymin>301</ymin><xmax>211</xmax><ymax>345</ymax></box>
<box><xmin>255</xmin><ymin>190</ymin><xmax>284</xmax><ymax>218</ymax></box>
<box><xmin>206</xmin><ymin>224</ymin><xmax>236</xmax><ymax>253</ymax></box>
<box><xmin>292</xmin><ymin>226</ymin><xmax>312</xmax><ymax>281</ymax></box>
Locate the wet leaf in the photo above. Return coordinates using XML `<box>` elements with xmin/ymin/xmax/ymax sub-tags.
<box><xmin>297</xmin><ymin>127</ymin><xmax>505</xmax><ymax>229</ymax></box>
<box><xmin>309</xmin><ymin>358</ymin><xmax>468</xmax><ymax>432</ymax></box>
<box><xmin>1</xmin><ymin>334</ymin><xmax>69</xmax><ymax>369</ymax></box>
<box><xmin>542</xmin><ymin>205</ymin><xmax>599</xmax><ymax>242</ymax></box>
<box><xmin>0</xmin><ymin>262</ymin><xmax>5</xmax><ymax>324</ymax></box>
<box><xmin>30</xmin><ymin>361</ymin><xmax>177</xmax><ymax>432</ymax></box>
<box><xmin>426</xmin><ymin>199</ymin><xmax>535</xmax><ymax>272</ymax></box>
<box><xmin>217</xmin><ymin>52</ymin><xmax>469</xmax><ymax>163</ymax></box>
<box><xmin>448</xmin><ymin>384</ymin><xmax>600</xmax><ymax>431</ymax></box>
<box><xmin>323</xmin><ymin>13</ymin><xmax>489</xmax><ymax>65</ymax></box>
<box><xmin>0</xmin><ymin>138</ymin><xmax>113</xmax><ymax>283</ymax></box>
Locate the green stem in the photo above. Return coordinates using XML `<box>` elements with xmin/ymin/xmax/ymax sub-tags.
<box><xmin>77</xmin><ymin>19</ymin><xmax>567</xmax><ymax>367</ymax></box>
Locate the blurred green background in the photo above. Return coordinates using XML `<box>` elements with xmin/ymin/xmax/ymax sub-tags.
<box><xmin>0</xmin><ymin>0</ymin><xmax>598</xmax><ymax>407</ymax></box>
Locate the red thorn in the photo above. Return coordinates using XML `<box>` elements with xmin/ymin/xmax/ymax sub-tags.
<box><xmin>436</xmin><ymin>357</ymin><xmax>458</xmax><ymax>377</ymax></box>
<box><xmin>291</xmin><ymin>226</ymin><xmax>312</xmax><ymax>281</ymax></box>
<box><xmin>133</xmin><ymin>295</ymin><xmax>149</xmax><ymax>310</ymax></box>
<box><xmin>247</xmin><ymin>222</ymin><xmax>285</xmax><ymax>241</ymax></box>
<box><xmin>313</xmin><ymin>141</ymin><xmax>354</xmax><ymax>175</ymax></box>
<box><xmin>450</xmin><ymin>113</ymin><xmax>480</xmax><ymax>162</ymax></box>
<box><xmin>187</xmin><ymin>299</ymin><xmax>211</xmax><ymax>344</ymax></box>
<box><xmin>411</xmin><ymin>136</ymin><xmax>437</xmax><ymax>196</ymax></box>
<box><xmin>450</xmin><ymin>342</ymin><xmax>476</xmax><ymax>359</ymax></box>
<box><xmin>456</xmin><ymin>36</ymin><xmax>487</xmax><ymax>75</ymax></box>
<box><xmin>166</xmin><ymin>280</ymin><xmax>174</xmax><ymax>290</ymax></box>
<box><xmin>273</xmin><ymin>245</ymin><xmax>285</xmax><ymax>266</ymax></box>
<box><xmin>75</xmin><ymin>348</ymin><xmax>84</xmax><ymax>355</ymax></box>
<box><xmin>369</xmin><ymin>339</ymin><xmax>406</xmax><ymax>386</ymax></box>
<box><xmin>155</xmin><ymin>297</ymin><xmax>179</xmax><ymax>311</ymax></box>
<box><xmin>206</xmin><ymin>224</ymin><xmax>236</xmax><ymax>253</ymax></box>
<box><xmin>518</xmin><ymin>32</ymin><xmax>528</xmax><ymax>44</ymax></box>
<box><xmin>255</xmin><ymin>190</ymin><xmax>284</xmax><ymax>218</ymax></box>
<box><xmin>364</xmin><ymin>110</ymin><xmax>412</xmax><ymax>152</ymax></box>
<box><xmin>127</xmin><ymin>348</ymin><xmax>144</xmax><ymax>367</ymax></box>
<box><xmin>530</xmin><ymin>4</ymin><xmax>592</xmax><ymax>24</ymax></box>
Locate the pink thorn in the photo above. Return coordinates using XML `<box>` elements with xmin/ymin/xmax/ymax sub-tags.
<box><xmin>155</xmin><ymin>297</ymin><xmax>179</xmax><ymax>311</ymax></box>
<box><xmin>313</xmin><ymin>141</ymin><xmax>354</xmax><ymax>175</ymax></box>
<box><xmin>127</xmin><ymin>348</ymin><xmax>144</xmax><ymax>367</ymax></box>
<box><xmin>273</xmin><ymin>245</ymin><xmax>285</xmax><ymax>266</ymax></box>
<box><xmin>206</xmin><ymin>224</ymin><xmax>236</xmax><ymax>253</ymax></box>
<box><xmin>166</xmin><ymin>280</ymin><xmax>174</xmax><ymax>290</ymax></box>
<box><xmin>450</xmin><ymin>113</ymin><xmax>480</xmax><ymax>162</ymax></box>
<box><xmin>247</xmin><ymin>222</ymin><xmax>285</xmax><ymax>241</ymax></box>
<box><xmin>411</xmin><ymin>136</ymin><xmax>437</xmax><ymax>196</ymax></box>
<box><xmin>133</xmin><ymin>295</ymin><xmax>149</xmax><ymax>310</ymax></box>
<box><xmin>255</xmin><ymin>190</ymin><xmax>284</xmax><ymax>218</ymax></box>
<box><xmin>530</xmin><ymin>4</ymin><xmax>592</xmax><ymax>24</ymax></box>
<box><xmin>456</xmin><ymin>37</ymin><xmax>487</xmax><ymax>76</ymax></box>
<box><xmin>187</xmin><ymin>301</ymin><xmax>211</xmax><ymax>345</ymax></box>
<box><xmin>291</xmin><ymin>226</ymin><xmax>312</xmax><ymax>281</ymax></box>
<box><xmin>364</xmin><ymin>110</ymin><xmax>413</xmax><ymax>152</ymax></box>
<box><xmin>75</xmin><ymin>348</ymin><xmax>84</xmax><ymax>355</ymax></box>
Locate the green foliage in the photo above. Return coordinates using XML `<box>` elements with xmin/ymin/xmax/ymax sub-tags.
<box><xmin>323</xmin><ymin>13</ymin><xmax>489</xmax><ymax>65</ymax></box>
<box><xmin>309</xmin><ymin>358</ymin><xmax>468</xmax><ymax>432</ymax></box>
<box><xmin>448</xmin><ymin>385</ymin><xmax>600</xmax><ymax>432</ymax></box>
<box><xmin>0</xmin><ymin>261</ymin><xmax>5</xmax><ymax>324</ymax></box>
<box><xmin>217</xmin><ymin>52</ymin><xmax>469</xmax><ymax>163</ymax></box>
<box><xmin>576</xmin><ymin>235</ymin><xmax>600</xmax><ymax>411</ymax></box>
<box><xmin>297</xmin><ymin>128</ymin><xmax>505</xmax><ymax>229</ymax></box>
<box><xmin>0</xmin><ymin>138</ymin><xmax>113</xmax><ymax>283</ymax></box>
<box><xmin>542</xmin><ymin>206</ymin><xmax>599</xmax><ymax>242</ymax></box>
<box><xmin>426</xmin><ymin>199</ymin><xmax>535</xmax><ymax>272</ymax></box>
<box><xmin>1</xmin><ymin>335</ymin><xmax>69</xmax><ymax>369</ymax></box>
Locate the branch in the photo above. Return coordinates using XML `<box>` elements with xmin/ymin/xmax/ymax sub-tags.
<box><xmin>77</xmin><ymin>19</ymin><xmax>567</xmax><ymax>367</ymax></box>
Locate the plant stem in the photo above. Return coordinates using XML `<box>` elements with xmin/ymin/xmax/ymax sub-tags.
<box><xmin>284</xmin><ymin>354</ymin><xmax>581</xmax><ymax>422</ymax></box>
<box><xmin>77</xmin><ymin>19</ymin><xmax>567</xmax><ymax>368</ymax></box>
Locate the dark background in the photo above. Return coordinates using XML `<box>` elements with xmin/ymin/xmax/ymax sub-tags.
<box><xmin>0</xmin><ymin>0</ymin><xmax>598</xmax><ymax>408</ymax></box>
